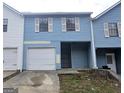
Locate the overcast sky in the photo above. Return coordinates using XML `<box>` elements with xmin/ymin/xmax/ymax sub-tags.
<box><xmin>3</xmin><ymin>0</ymin><xmax>119</xmax><ymax>17</ymax></box>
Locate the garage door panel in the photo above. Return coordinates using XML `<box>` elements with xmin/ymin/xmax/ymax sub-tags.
<box><xmin>28</xmin><ymin>64</ymin><xmax>55</xmax><ymax>70</ymax></box>
<box><xmin>28</xmin><ymin>56</ymin><xmax>55</xmax><ymax>59</ymax></box>
<box><xmin>3</xmin><ymin>48</ymin><xmax>17</xmax><ymax>70</ymax></box>
<box><xmin>27</xmin><ymin>48</ymin><xmax>56</xmax><ymax>70</ymax></box>
<box><xmin>28</xmin><ymin>59</ymin><xmax>54</xmax><ymax>65</ymax></box>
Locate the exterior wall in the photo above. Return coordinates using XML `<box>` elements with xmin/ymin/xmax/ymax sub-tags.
<box><xmin>115</xmin><ymin>48</ymin><xmax>121</xmax><ymax>74</ymax></box>
<box><xmin>93</xmin><ymin>4</ymin><xmax>121</xmax><ymax>48</ymax></box>
<box><xmin>71</xmin><ymin>43</ymin><xmax>89</xmax><ymax>68</ymax></box>
<box><xmin>23</xmin><ymin>41</ymin><xmax>61</xmax><ymax>70</ymax></box>
<box><xmin>88</xmin><ymin>44</ymin><xmax>93</xmax><ymax>68</ymax></box>
<box><xmin>24</xmin><ymin>15</ymin><xmax>91</xmax><ymax>42</ymax></box>
<box><xmin>3</xmin><ymin>5</ymin><xmax>24</xmax><ymax>70</ymax></box>
<box><xmin>96</xmin><ymin>48</ymin><xmax>121</xmax><ymax>74</ymax></box>
<box><xmin>24</xmin><ymin>14</ymin><xmax>92</xmax><ymax>69</ymax></box>
<box><xmin>96</xmin><ymin>49</ymin><xmax>106</xmax><ymax>68</ymax></box>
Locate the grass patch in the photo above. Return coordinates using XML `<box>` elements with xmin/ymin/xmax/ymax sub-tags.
<box><xmin>59</xmin><ymin>70</ymin><xmax>121</xmax><ymax>93</ymax></box>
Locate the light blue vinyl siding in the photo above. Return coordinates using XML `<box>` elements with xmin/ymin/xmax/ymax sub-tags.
<box><xmin>24</xmin><ymin>15</ymin><xmax>91</xmax><ymax>42</ymax></box>
<box><xmin>71</xmin><ymin>43</ymin><xmax>89</xmax><ymax>68</ymax></box>
<box><xmin>23</xmin><ymin>14</ymin><xmax>92</xmax><ymax>69</ymax></box>
<box><xmin>93</xmin><ymin>4</ymin><xmax>121</xmax><ymax>48</ymax></box>
<box><xmin>96</xmin><ymin>49</ymin><xmax>106</xmax><ymax>68</ymax></box>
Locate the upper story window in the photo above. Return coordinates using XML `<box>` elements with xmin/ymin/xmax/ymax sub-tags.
<box><xmin>66</xmin><ymin>18</ymin><xmax>75</xmax><ymax>31</ymax></box>
<box><xmin>35</xmin><ymin>18</ymin><xmax>53</xmax><ymax>32</ymax></box>
<box><xmin>39</xmin><ymin>18</ymin><xmax>48</xmax><ymax>32</ymax></box>
<box><xmin>104</xmin><ymin>22</ymin><xmax>121</xmax><ymax>37</ymax></box>
<box><xmin>62</xmin><ymin>17</ymin><xmax>80</xmax><ymax>32</ymax></box>
<box><xmin>3</xmin><ymin>19</ymin><xmax>8</xmax><ymax>32</ymax></box>
<box><xmin>108</xmin><ymin>23</ymin><xmax>118</xmax><ymax>37</ymax></box>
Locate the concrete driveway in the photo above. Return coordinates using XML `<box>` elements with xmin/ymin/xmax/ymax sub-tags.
<box><xmin>4</xmin><ymin>71</ymin><xmax>60</xmax><ymax>93</ymax></box>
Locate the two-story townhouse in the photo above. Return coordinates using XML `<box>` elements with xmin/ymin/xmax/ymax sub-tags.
<box><xmin>92</xmin><ymin>1</ymin><xmax>121</xmax><ymax>74</ymax></box>
<box><xmin>23</xmin><ymin>12</ymin><xmax>98</xmax><ymax>70</ymax></box>
<box><xmin>3</xmin><ymin>3</ymin><xmax>24</xmax><ymax>71</ymax></box>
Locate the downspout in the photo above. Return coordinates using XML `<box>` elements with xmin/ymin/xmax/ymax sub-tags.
<box><xmin>90</xmin><ymin>19</ymin><xmax>97</xmax><ymax>69</ymax></box>
<box><xmin>20</xmin><ymin>15</ymin><xmax>24</xmax><ymax>72</ymax></box>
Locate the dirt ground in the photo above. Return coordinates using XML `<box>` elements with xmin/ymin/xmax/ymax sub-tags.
<box><xmin>59</xmin><ymin>70</ymin><xmax>121</xmax><ymax>93</ymax></box>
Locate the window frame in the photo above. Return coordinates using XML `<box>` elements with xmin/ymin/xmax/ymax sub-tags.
<box><xmin>66</xmin><ymin>17</ymin><xmax>76</xmax><ymax>32</ymax></box>
<box><xmin>108</xmin><ymin>22</ymin><xmax>118</xmax><ymax>37</ymax></box>
<box><xmin>39</xmin><ymin>18</ymin><xmax>48</xmax><ymax>32</ymax></box>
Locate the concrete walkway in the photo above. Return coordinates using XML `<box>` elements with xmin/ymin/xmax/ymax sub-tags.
<box><xmin>109</xmin><ymin>70</ymin><xmax>121</xmax><ymax>82</ymax></box>
<box><xmin>4</xmin><ymin>71</ymin><xmax>60</xmax><ymax>93</ymax></box>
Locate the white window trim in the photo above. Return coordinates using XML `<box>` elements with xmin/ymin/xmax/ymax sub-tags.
<box><xmin>62</xmin><ymin>17</ymin><xmax>80</xmax><ymax>32</ymax></box>
<box><xmin>35</xmin><ymin>18</ymin><xmax>40</xmax><ymax>32</ymax></box>
<box><xmin>48</xmin><ymin>17</ymin><xmax>53</xmax><ymax>32</ymax></box>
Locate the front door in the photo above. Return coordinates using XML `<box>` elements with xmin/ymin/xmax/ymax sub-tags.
<box><xmin>106</xmin><ymin>53</ymin><xmax>116</xmax><ymax>73</ymax></box>
<box><xmin>61</xmin><ymin>43</ymin><xmax>71</xmax><ymax>68</ymax></box>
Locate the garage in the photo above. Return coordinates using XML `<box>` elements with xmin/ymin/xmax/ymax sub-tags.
<box><xmin>3</xmin><ymin>48</ymin><xmax>17</xmax><ymax>70</ymax></box>
<box><xmin>27</xmin><ymin>48</ymin><xmax>56</xmax><ymax>70</ymax></box>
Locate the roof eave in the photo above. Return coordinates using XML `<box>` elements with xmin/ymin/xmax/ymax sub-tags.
<box><xmin>3</xmin><ymin>2</ymin><xmax>23</xmax><ymax>16</ymax></box>
<box><xmin>23</xmin><ymin>12</ymin><xmax>93</xmax><ymax>16</ymax></box>
<box><xmin>93</xmin><ymin>1</ymin><xmax>121</xmax><ymax>20</ymax></box>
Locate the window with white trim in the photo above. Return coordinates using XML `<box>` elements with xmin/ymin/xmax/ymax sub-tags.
<box><xmin>108</xmin><ymin>23</ymin><xmax>118</xmax><ymax>37</ymax></box>
<box><xmin>3</xmin><ymin>19</ymin><xmax>8</xmax><ymax>32</ymax></box>
<box><xmin>66</xmin><ymin>17</ymin><xmax>75</xmax><ymax>31</ymax></box>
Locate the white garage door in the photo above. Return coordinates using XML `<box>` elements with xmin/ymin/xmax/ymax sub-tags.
<box><xmin>27</xmin><ymin>48</ymin><xmax>56</xmax><ymax>70</ymax></box>
<box><xmin>3</xmin><ymin>48</ymin><xmax>17</xmax><ymax>70</ymax></box>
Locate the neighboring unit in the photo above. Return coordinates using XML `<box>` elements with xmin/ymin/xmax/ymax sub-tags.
<box><xmin>92</xmin><ymin>1</ymin><xmax>121</xmax><ymax>74</ymax></box>
<box><xmin>3</xmin><ymin>3</ymin><xmax>24</xmax><ymax>71</ymax></box>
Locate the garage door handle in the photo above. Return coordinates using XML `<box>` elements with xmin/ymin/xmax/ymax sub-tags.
<box><xmin>13</xmin><ymin>64</ymin><xmax>17</xmax><ymax>66</ymax></box>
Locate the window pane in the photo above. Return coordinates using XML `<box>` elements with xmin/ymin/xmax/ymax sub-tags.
<box><xmin>108</xmin><ymin>23</ymin><xmax>118</xmax><ymax>37</ymax></box>
<box><xmin>106</xmin><ymin>55</ymin><xmax>113</xmax><ymax>64</ymax></box>
<box><xmin>39</xmin><ymin>18</ymin><xmax>48</xmax><ymax>32</ymax></box>
<box><xmin>66</xmin><ymin>18</ymin><xmax>75</xmax><ymax>31</ymax></box>
<box><xmin>3</xmin><ymin>19</ymin><xmax>8</xmax><ymax>32</ymax></box>
<box><xmin>3</xmin><ymin>19</ymin><xmax>8</xmax><ymax>25</ymax></box>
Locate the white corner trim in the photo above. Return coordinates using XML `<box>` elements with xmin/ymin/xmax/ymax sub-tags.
<box><xmin>24</xmin><ymin>41</ymin><xmax>51</xmax><ymax>44</ymax></box>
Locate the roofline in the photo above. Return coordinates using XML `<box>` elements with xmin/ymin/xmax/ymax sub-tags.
<box><xmin>22</xmin><ymin>12</ymin><xmax>93</xmax><ymax>16</ymax></box>
<box><xmin>3</xmin><ymin>2</ymin><xmax>23</xmax><ymax>16</ymax></box>
<box><xmin>92</xmin><ymin>1</ymin><xmax>121</xmax><ymax>20</ymax></box>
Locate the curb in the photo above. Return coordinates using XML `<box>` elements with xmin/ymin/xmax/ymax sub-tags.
<box><xmin>3</xmin><ymin>70</ymin><xmax>20</xmax><ymax>82</ymax></box>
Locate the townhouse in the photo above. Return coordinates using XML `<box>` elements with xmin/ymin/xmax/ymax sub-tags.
<box><xmin>3</xmin><ymin>1</ymin><xmax>121</xmax><ymax>74</ymax></box>
<box><xmin>3</xmin><ymin>3</ymin><xmax>24</xmax><ymax>71</ymax></box>
<box><xmin>23</xmin><ymin>12</ymin><xmax>95</xmax><ymax>70</ymax></box>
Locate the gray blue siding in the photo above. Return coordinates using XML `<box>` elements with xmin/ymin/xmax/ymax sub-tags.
<box><xmin>23</xmin><ymin>14</ymin><xmax>92</xmax><ymax>69</ymax></box>
<box><xmin>71</xmin><ymin>43</ymin><xmax>89</xmax><ymax>68</ymax></box>
<box><xmin>24</xmin><ymin>15</ymin><xmax>91</xmax><ymax>42</ymax></box>
<box><xmin>93</xmin><ymin>4</ymin><xmax>121</xmax><ymax>48</ymax></box>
